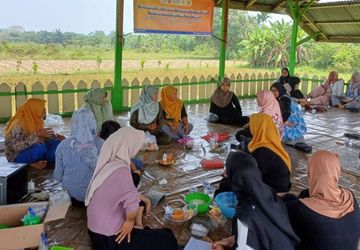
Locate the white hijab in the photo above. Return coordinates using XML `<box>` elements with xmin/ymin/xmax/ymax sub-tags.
<box><xmin>85</xmin><ymin>126</ymin><xmax>144</xmax><ymax>206</ymax></box>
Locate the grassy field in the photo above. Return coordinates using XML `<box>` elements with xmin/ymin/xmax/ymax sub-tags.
<box><xmin>0</xmin><ymin>50</ymin><xmax>352</xmax><ymax>87</ymax></box>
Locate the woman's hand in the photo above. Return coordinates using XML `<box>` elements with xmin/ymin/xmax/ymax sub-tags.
<box><xmin>36</xmin><ymin>128</ymin><xmax>55</xmax><ymax>138</ymax></box>
<box><xmin>183</xmin><ymin>123</ymin><xmax>190</xmax><ymax>134</ymax></box>
<box><xmin>243</xmin><ymin>123</ymin><xmax>250</xmax><ymax>129</ymax></box>
<box><xmin>141</xmin><ymin>196</ymin><xmax>152</xmax><ymax>218</ymax></box>
<box><xmin>284</xmin><ymin>121</ymin><xmax>294</xmax><ymax>128</ymax></box>
<box><xmin>169</xmin><ymin>123</ymin><xmax>178</xmax><ymax>133</ymax></box>
<box><xmin>116</xmin><ymin>220</ymin><xmax>134</xmax><ymax>244</ymax></box>
<box><xmin>146</xmin><ymin>123</ymin><xmax>158</xmax><ymax>132</ymax></box>
<box><xmin>212</xmin><ymin>236</ymin><xmax>235</xmax><ymax>250</ymax></box>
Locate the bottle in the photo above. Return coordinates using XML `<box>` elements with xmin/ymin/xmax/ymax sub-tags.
<box><xmin>311</xmin><ymin>109</ymin><xmax>317</xmax><ymax>115</ymax></box>
<box><xmin>162</xmin><ymin>153</ymin><xmax>167</xmax><ymax>164</ymax></box>
<box><xmin>28</xmin><ymin>179</ymin><xmax>35</xmax><ymax>192</ymax></box>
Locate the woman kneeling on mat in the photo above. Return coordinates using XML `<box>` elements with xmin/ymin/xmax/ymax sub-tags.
<box><xmin>86</xmin><ymin>127</ymin><xmax>178</xmax><ymax>250</ymax></box>
<box><xmin>208</xmin><ymin>77</ymin><xmax>248</xmax><ymax>126</ymax></box>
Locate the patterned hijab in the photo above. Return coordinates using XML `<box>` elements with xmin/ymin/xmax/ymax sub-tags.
<box><xmin>301</xmin><ymin>150</ymin><xmax>354</xmax><ymax>218</ymax></box>
<box><xmin>160</xmin><ymin>85</ymin><xmax>183</xmax><ymax>125</ymax></box>
<box><xmin>211</xmin><ymin>78</ymin><xmax>234</xmax><ymax>108</ymax></box>
<box><xmin>248</xmin><ymin>113</ymin><xmax>291</xmax><ymax>171</ymax></box>
<box><xmin>69</xmin><ymin>108</ymin><xmax>101</xmax><ymax>167</ymax></box>
<box><xmin>130</xmin><ymin>85</ymin><xmax>159</xmax><ymax>124</ymax></box>
<box><xmin>85</xmin><ymin>127</ymin><xmax>144</xmax><ymax>206</ymax></box>
<box><xmin>5</xmin><ymin>98</ymin><xmax>45</xmax><ymax>136</ymax></box>
<box><xmin>82</xmin><ymin>88</ymin><xmax>113</xmax><ymax>131</ymax></box>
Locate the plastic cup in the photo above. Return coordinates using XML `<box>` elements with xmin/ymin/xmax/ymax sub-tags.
<box><xmin>204</xmin><ymin>186</ymin><xmax>216</xmax><ymax>199</ymax></box>
<box><xmin>189</xmin><ymin>187</ymin><xmax>198</xmax><ymax>193</ymax></box>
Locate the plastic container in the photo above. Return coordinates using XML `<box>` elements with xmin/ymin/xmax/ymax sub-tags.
<box><xmin>184</xmin><ymin>192</ymin><xmax>211</xmax><ymax>214</ymax></box>
<box><xmin>165</xmin><ymin>203</ymin><xmax>198</xmax><ymax>223</ymax></box>
<box><xmin>50</xmin><ymin>247</ymin><xmax>75</xmax><ymax>250</ymax></box>
<box><xmin>190</xmin><ymin>218</ymin><xmax>211</xmax><ymax>237</ymax></box>
<box><xmin>215</xmin><ymin>192</ymin><xmax>237</xmax><ymax>219</ymax></box>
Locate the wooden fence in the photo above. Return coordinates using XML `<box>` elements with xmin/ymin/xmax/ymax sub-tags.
<box><xmin>0</xmin><ymin>72</ymin><xmax>325</xmax><ymax>123</ymax></box>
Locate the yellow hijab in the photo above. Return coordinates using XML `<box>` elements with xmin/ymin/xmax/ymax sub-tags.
<box><xmin>248</xmin><ymin>113</ymin><xmax>292</xmax><ymax>171</ymax></box>
<box><xmin>5</xmin><ymin>98</ymin><xmax>46</xmax><ymax>136</ymax></box>
<box><xmin>160</xmin><ymin>85</ymin><xmax>183</xmax><ymax>125</ymax></box>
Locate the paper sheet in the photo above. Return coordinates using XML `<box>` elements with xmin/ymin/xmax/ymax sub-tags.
<box><xmin>184</xmin><ymin>237</ymin><xmax>211</xmax><ymax>250</ymax></box>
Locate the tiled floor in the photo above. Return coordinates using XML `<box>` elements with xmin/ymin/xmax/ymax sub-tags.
<box><xmin>1</xmin><ymin>99</ymin><xmax>360</xmax><ymax>249</ymax></box>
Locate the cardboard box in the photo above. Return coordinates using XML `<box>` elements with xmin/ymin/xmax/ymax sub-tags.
<box><xmin>0</xmin><ymin>200</ymin><xmax>70</xmax><ymax>250</ymax></box>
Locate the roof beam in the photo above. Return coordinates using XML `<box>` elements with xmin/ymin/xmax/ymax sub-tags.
<box><xmin>226</xmin><ymin>1</ymin><xmax>286</xmax><ymax>14</ymax></box>
<box><xmin>303</xmin><ymin>20</ymin><xmax>360</xmax><ymax>25</ymax></box>
<box><xmin>309</xmin><ymin>2</ymin><xmax>360</xmax><ymax>9</ymax></box>
<box><xmin>246</xmin><ymin>0</ymin><xmax>257</xmax><ymax>8</ymax></box>
<box><xmin>302</xmin><ymin>13</ymin><xmax>329</xmax><ymax>40</ymax></box>
<box><xmin>272</xmin><ymin>0</ymin><xmax>285</xmax><ymax>10</ymax></box>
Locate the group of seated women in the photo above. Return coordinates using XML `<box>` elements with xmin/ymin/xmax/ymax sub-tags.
<box><xmin>212</xmin><ymin>150</ymin><xmax>360</xmax><ymax>250</ymax></box>
<box><xmin>130</xmin><ymin>85</ymin><xmax>193</xmax><ymax>143</ymax></box>
<box><xmin>296</xmin><ymin>70</ymin><xmax>360</xmax><ymax>112</ymax></box>
<box><xmin>4</xmin><ymin>68</ymin><xmax>360</xmax><ymax>250</ymax></box>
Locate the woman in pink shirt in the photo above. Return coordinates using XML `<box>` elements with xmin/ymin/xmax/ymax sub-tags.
<box><xmin>85</xmin><ymin>127</ymin><xmax>178</xmax><ymax>250</ymax></box>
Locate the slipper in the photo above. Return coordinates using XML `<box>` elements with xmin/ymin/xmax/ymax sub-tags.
<box><xmin>344</xmin><ymin>133</ymin><xmax>360</xmax><ymax>140</ymax></box>
<box><xmin>294</xmin><ymin>142</ymin><xmax>312</xmax><ymax>153</ymax></box>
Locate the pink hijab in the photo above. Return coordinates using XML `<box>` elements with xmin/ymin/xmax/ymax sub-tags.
<box><xmin>85</xmin><ymin>126</ymin><xmax>144</xmax><ymax>206</ymax></box>
<box><xmin>301</xmin><ymin>150</ymin><xmax>354</xmax><ymax>218</ymax></box>
<box><xmin>257</xmin><ymin>90</ymin><xmax>283</xmax><ymax>130</ymax></box>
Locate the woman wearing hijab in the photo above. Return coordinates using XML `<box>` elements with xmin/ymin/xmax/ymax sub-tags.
<box><xmin>212</xmin><ymin>151</ymin><xmax>299</xmax><ymax>250</ymax></box>
<box><xmin>5</xmin><ymin>98</ymin><xmax>62</xmax><ymax>169</ymax></box>
<box><xmin>256</xmin><ymin>90</ymin><xmax>284</xmax><ymax>134</ymax></box>
<box><xmin>299</xmin><ymin>71</ymin><xmax>344</xmax><ymax>109</ymax></box>
<box><xmin>82</xmin><ymin>88</ymin><xmax>113</xmax><ymax>132</ymax></box>
<box><xmin>248</xmin><ymin>113</ymin><xmax>292</xmax><ymax>193</ymax></box>
<box><xmin>209</xmin><ymin>77</ymin><xmax>249</xmax><ymax>126</ymax></box>
<box><xmin>284</xmin><ymin>150</ymin><xmax>360</xmax><ymax>250</ymax></box>
<box><xmin>271</xmin><ymin>83</ymin><xmax>307</xmax><ymax>144</ymax></box>
<box><xmin>85</xmin><ymin>127</ymin><xmax>178</xmax><ymax>250</ymax></box>
<box><xmin>332</xmin><ymin>72</ymin><xmax>360</xmax><ymax>112</ymax></box>
<box><xmin>54</xmin><ymin>108</ymin><xmax>103</xmax><ymax>204</ymax></box>
<box><xmin>276</xmin><ymin>67</ymin><xmax>305</xmax><ymax>99</ymax></box>
<box><xmin>235</xmin><ymin>90</ymin><xmax>283</xmax><ymax>142</ymax></box>
<box><xmin>160</xmin><ymin>85</ymin><xmax>193</xmax><ymax>140</ymax></box>
<box><xmin>130</xmin><ymin>85</ymin><xmax>171</xmax><ymax>145</ymax></box>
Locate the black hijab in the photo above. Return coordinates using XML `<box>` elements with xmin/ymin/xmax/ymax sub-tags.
<box><xmin>279</xmin><ymin>67</ymin><xmax>291</xmax><ymax>85</ymax></box>
<box><xmin>226</xmin><ymin>151</ymin><xmax>299</xmax><ymax>249</ymax></box>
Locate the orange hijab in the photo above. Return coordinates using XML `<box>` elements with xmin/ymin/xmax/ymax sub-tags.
<box><xmin>160</xmin><ymin>85</ymin><xmax>183</xmax><ymax>124</ymax></box>
<box><xmin>248</xmin><ymin>113</ymin><xmax>291</xmax><ymax>171</ymax></box>
<box><xmin>301</xmin><ymin>150</ymin><xmax>354</xmax><ymax>218</ymax></box>
<box><xmin>5</xmin><ymin>98</ymin><xmax>46</xmax><ymax>136</ymax></box>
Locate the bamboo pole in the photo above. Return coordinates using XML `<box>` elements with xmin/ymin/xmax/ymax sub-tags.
<box><xmin>112</xmin><ymin>0</ymin><xmax>124</xmax><ymax>112</ymax></box>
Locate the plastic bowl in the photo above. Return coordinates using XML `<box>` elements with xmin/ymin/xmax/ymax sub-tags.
<box><xmin>215</xmin><ymin>192</ymin><xmax>237</xmax><ymax>219</ymax></box>
<box><xmin>184</xmin><ymin>192</ymin><xmax>211</xmax><ymax>214</ymax></box>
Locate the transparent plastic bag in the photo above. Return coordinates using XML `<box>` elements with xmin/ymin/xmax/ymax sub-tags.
<box><xmin>45</xmin><ymin>114</ymin><xmax>64</xmax><ymax>127</ymax></box>
<box><xmin>49</xmin><ymin>190</ymin><xmax>71</xmax><ymax>207</ymax></box>
<box><xmin>141</xmin><ymin>132</ymin><xmax>158</xmax><ymax>151</ymax></box>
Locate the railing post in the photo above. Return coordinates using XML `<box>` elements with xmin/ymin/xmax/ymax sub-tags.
<box><xmin>218</xmin><ymin>0</ymin><xmax>229</xmax><ymax>82</ymax></box>
<box><xmin>112</xmin><ymin>0</ymin><xmax>124</xmax><ymax>112</ymax></box>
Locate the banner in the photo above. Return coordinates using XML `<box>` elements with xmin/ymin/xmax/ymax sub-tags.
<box><xmin>134</xmin><ymin>0</ymin><xmax>214</xmax><ymax>35</ymax></box>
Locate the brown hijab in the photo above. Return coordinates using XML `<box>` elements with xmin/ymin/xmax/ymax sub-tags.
<box><xmin>301</xmin><ymin>150</ymin><xmax>354</xmax><ymax>218</ymax></box>
<box><xmin>211</xmin><ymin>78</ymin><xmax>233</xmax><ymax>108</ymax></box>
